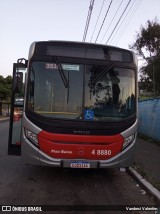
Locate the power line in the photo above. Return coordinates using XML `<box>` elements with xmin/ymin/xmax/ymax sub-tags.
<box><xmin>106</xmin><ymin>0</ymin><xmax>132</xmax><ymax>44</ymax></box>
<box><xmin>95</xmin><ymin>0</ymin><xmax>113</xmax><ymax>43</ymax></box>
<box><xmin>82</xmin><ymin>0</ymin><xmax>95</xmax><ymax>42</ymax></box>
<box><xmin>109</xmin><ymin>0</ymin><xmax>137</xmax><ymax>45</ymax></box>
<box><xmin>101</xmin><ymin>0</ymin><xmax>124</xmax><ymax>43</ymax></box>
<box><xmin>90</xmin><ymin>0</ymin><xmax>106</xmax><ymax>42</ymax></box>
<box><xmin>114</xmin><ymin>0</ymin><xmax>142</xmax><ymax>46</ymax></box>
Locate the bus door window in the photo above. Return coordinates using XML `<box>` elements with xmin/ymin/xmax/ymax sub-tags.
<box><xmin>11</xmin><ymin>69</ymin><xmax>26</xmax><ymax>147</ymax></box>
<box><xmin>27</xmin><ymin>67</ymin><xmax>35</xmax><ymax>110</ymax></box>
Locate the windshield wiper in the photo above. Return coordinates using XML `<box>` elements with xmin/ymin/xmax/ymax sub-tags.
<box><xmin>91</xmin><ymin>62</ymin><xmax>115</xmax><ymax>86</ymax></box>
<box><xmin>55</xmin><ymin>57</ymin><xmax>69</xmax><ymax>88</ymax></box>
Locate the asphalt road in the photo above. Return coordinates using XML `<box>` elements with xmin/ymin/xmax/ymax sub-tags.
<box><xmin>0</xmin><ymin>120</ymin><xmax>157</xmax><ymax>214</ymax></box>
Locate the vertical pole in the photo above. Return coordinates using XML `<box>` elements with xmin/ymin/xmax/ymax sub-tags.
<box><xmin>153</xmin><ymin>57</ymin><xmax>156</xmax><ymax>97</ymax></box>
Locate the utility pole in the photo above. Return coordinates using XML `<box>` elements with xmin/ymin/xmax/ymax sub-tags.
<box><xmin>152</xmin><ymin>56</ymin><xmax>156</xmax><ymax>97</ymax></box>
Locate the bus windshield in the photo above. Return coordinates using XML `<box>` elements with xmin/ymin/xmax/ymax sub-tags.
<box><xmin>26</xmin><ymin>61</ymin><xmax>135</xmax><ymax>121</ymax></box>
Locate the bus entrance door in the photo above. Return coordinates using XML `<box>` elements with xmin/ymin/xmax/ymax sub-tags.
<box><xmin>8</xmin><ymin>59</ymin><xmax>27</xmax><ymax>155</ymax></box>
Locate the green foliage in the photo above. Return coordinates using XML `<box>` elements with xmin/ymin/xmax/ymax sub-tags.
<box><xmin>129</xmin><ymin>18</ymin><xmax>160</xmax><ymax>96</ymax></box>
<box><xmin>129</xmin><ymin>18</ymin><xmax>160</xmax><ymax>58</ymax></box>
<box><xmin>0</xmin><ymin>75</ymin><xmax>13</xmax><ymax>101</ymax></box>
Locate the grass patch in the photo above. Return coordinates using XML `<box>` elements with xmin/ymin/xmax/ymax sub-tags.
<box><xmin>154</xmin><ymin>183</ymin><xmax>160</xmax><ymax>191</ymax></box>
<box><xmin>134</xmin><ymin>162</ymin><xmax>147</xmax><ymax>178</ymax></box>
<box><xmin>139</xmin><ymin>95</ymin><xmax>154</xmax><ymax>100</ymax></box>
<box><xmin>133</xmin><ymin>162</ymin><xmax>160</xmax><ymax>191</ymax></box>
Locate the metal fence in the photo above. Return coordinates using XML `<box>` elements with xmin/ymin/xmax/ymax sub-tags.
<box><xmin>138</xmin><ymin>97</ymin><xmax>160</xmax><ymax>141</ymax></box>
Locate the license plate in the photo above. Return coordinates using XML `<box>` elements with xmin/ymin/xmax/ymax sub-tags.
<box><xmin>70</xmin><ymin>162</ymin><xmax>90</xmax><ymax>168</ymax></box>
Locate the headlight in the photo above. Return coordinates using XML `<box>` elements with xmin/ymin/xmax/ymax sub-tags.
<box><xmin>122</xmin><ymin>134</ymin><xmax>135</xmax><ymax>150</ymax></box>
<box><xmin>24</xmin><ymin>128</ymin><xmax>39</xmax><ymax>147</ymax></box>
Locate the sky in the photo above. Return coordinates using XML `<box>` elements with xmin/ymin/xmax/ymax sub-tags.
<box><xmin>0</xmin><ymin>0</ymin><xmax>160</xmax><ymax>77</ymax></box>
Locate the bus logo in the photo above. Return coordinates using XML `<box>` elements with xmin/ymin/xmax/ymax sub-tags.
<box><xmin>2</xmin><ymin>206</ymin><xmax>11</xmax><ymax>211</ymax></box>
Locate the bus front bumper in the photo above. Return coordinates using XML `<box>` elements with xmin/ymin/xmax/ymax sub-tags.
<box><xmin>22</xmin><ymin>138</ymin><xmax>136</xmax><ymax>168</ymax></box>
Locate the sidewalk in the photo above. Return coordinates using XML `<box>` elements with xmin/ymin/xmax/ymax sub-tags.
<box><xmin>135</xmin><ymin>138</ymin><xmax>160</xmax><ymax>184</ymax></box>
<box><xmin>129</xmin><ymin>137</ymin><xmax>160</xmax><ymax>203</ymax></box>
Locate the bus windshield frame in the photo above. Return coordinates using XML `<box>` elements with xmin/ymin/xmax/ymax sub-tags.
<box><xmin>26</xmin><ymin>56</ymin><xmax>136</xmax><ymax>123</ymax></box>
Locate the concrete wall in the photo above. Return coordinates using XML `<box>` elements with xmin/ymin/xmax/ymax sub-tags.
<box><xmin>138</xmin><ymin>97</ymin><xmax>160</xmax><ymax>141</ymax></box>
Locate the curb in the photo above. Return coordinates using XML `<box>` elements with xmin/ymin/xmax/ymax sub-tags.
<box><xmin>127</xmin><ymin>167</ymin><xmax>160</xmax><ymax>204</ymax></box>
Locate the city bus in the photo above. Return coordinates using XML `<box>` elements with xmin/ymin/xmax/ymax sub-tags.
<box><xmin>8</xmin><ymin>41</ymin><xmax>138</xmax><ymax>168</ymax></box>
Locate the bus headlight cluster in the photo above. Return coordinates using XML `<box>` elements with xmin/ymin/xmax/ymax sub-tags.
<box><xmin>24</xmin><ymin>128</ymin><xmax>39</xmax><ymax>147</ymax></box>
<box><xmin>122</xmin><ymin>134</ymin><xmax>135</xmax><ymax>150</ymax></box>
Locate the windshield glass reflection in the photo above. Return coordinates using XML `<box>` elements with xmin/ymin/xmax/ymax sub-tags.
<box><xmin>85</xmin><ymin>65</ymin><xmax>135</xmax><ymax>121</ymax></box>
<box><xmin>27</xmin><ymin>61</ymin><xmax>135</xmax><ymax>121</ymax></box>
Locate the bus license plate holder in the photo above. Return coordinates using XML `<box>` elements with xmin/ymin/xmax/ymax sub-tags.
<box><xmin>62</xmin><ymin>160</ymin><xmax>98</xmax><ymax>168</ymax></box>
<box><xmin>70</xmin><ymin>162</ymin><xmax>90</xmax><ymax>168</ymax></box>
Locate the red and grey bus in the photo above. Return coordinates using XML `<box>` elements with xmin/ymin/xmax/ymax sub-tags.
<box><xmin>8</xmin><ymin>41</ymin><xmax>138</xmax><ymax>168</ymax></box>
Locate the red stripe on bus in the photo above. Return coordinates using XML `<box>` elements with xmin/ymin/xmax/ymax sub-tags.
<box><xmin>38</xmin><ymin>131</ymin><xmax>124</xmax><ymax>160</ymax></box>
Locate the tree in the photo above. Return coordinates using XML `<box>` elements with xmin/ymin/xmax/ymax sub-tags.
<box><xmin>0</xmin><ymin>75</ymin><xmax>12</xmax><ymax>101</ymax></box>
<box><xmin>0</xmin><ymin>75</ymin><xmax>13</xmax><ymax>115</ymax></box>
<box><xmin>129</xmin><ymin>18</ymin><xmax>160</xmax><ymax>96</ymax></box>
